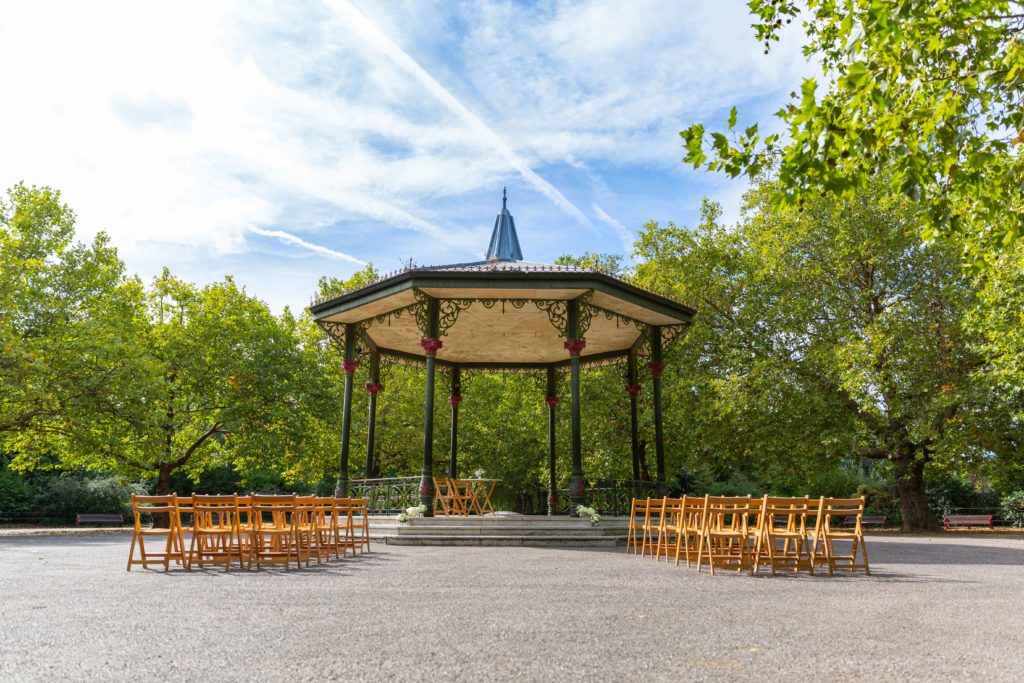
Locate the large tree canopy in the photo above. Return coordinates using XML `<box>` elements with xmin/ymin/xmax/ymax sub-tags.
<box><xmin>0</xmin><ymin>184</ymin><xmax>141</xmax><ymax>439</ymax></box>
<box><xmin>2</xmin><ymin>184</ymin><xmax>334</xmax><ymax>502</ymax></box>
<box><xmin>633</xmin><ymin>178</ymin><xmax>1021</xmax><ymax>530</ymax></box>
<box><xmin>680</xmin><ymin>1</ymin><xmax>1024</xmax><ymax>265</ymax></box>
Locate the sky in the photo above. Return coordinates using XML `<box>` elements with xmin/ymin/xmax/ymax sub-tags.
<box><xmin>0</xmin><ymin>0</ymin><xmax>809</xmax><ymax>313</ymax></box>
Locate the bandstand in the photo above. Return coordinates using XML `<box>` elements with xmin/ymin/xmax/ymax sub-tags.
<box><xmin>310</xmin><ymin>191</ymin><xmax>695</xmax><ymax>516</ymax></box>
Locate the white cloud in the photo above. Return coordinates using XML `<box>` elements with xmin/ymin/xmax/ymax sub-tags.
<box><xmin>321</xmin><ymin>0</ymin><xmax>596</xmax><ymax>232</ymax></box>
<box><xmin>0</xmin><ymin>0</ymin><xmax>809</xmax><ymax>311</ymax></box>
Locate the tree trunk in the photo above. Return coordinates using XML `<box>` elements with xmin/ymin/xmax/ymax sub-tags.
<box><xmin>151</xmin><ymin>464</ymin><xmax>173</xmax><ymax>529</ymax></box>
<box><xmin>638</xmin><ymin>440</ymin><xmax>651</xmax><ymax>482</ymax></box>
<box><xmin>894</xmin><ymin>453</ymin><xmax>934</xmax><ymax>532</ymax></box>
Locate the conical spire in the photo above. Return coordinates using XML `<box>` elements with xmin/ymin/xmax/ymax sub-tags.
<box><xmin>485</xmin><ymin>188</ymin><xmax>523</xmax><ymax>261</ymax></box>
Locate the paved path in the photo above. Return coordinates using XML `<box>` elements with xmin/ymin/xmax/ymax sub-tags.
<box><xmin>1</xmin><ymin>534</ymin><xmax>1022</xmax><ymax>682</ymax></box>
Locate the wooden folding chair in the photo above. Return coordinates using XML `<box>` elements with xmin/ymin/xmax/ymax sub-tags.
<box><xmin>176</xmin><ymin>496</ymin><xmax>194</xmax><ymax>556</ymax></box>
<box><xmin>333</xmin><ymin>497</ymin><xmax>357</xmax><ymax>556</ymax></box>
<box><xmin>673</xmin><ymin>495</ymin><xmax>706</xmax><ymax>567</ymax></box>
<box><xmin>314</xmin><ymin>497</ymin><xmax>341</xmax><ymax>560</ymax></box>
<box><xmin>753</xmin><ymin>496</ymin><xmax>813</xmax><ymax>574</ymax></box>
<box><xmin>349</xmin><ymin>498</ymin><xmax>371</xmax><ymax>553</ymax></box>
<box><xmin>433</xmin><ymin>477</ymin><xmax>455</xmax><ymax>516</ymax></box>
<box><xmin>695</xmin><ymin>496</ymin><xmax>754</xmax><ymax>575</ymax></box>
<box><xmin>250</xmin><ymin>494</ymin><xmax>301</xmax><ymax>570</ymax></box>
<box><xmin>190</xmin><ymin>494</ymin><xmax>248</xmax><ymax>571</ymax></box>
<box><xmin>657</xmin><ymin>498</ymin><xmax>684</xmax><ymax>561</ymax></box>
<box><xmin>449</xmin><ymin>478</ymin><xmax>476</xmax><ymax>517</ymax></box>
<box><xmin>294</xmin><ymin>495</ymin><xmax>322</xmax><ymax>566</ymax></box>
<box><xmin>810</xmin><ymin>496</ymin><xmax>871</xmax><ymax>575</ymax></box>
<box><xmin>640</xmin><ymin>497</ymin><xmax>666</xmax><ymax>559</ymax></box>
<box><xmin>126</xmin><ymin>494</ymin><xmax>187</xmax><ymax>571</ymax></box>
<box><xmin>626</xmin><ymin>498</ymin><xmax>647</xmax><ymax>554</ymax></box>
<box><xmin>476</xmin><ymin>480</ymin><xmax>497</xmax><ymax>515</ymax></box>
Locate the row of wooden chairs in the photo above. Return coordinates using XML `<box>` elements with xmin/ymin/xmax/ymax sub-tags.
<box><xmin>626</xmin><ymin>495</ymin><xmax>871</xmax><ymax>576</ymax></box>
<box><xmin>126</xmin><ymin>494</ymin><xmax>370</xmax><ymax>571</ymax></box>
<box><xmin>432</xmin><ymin>478</ymin><xmax>495</xmax><ymax>516</ymax></box>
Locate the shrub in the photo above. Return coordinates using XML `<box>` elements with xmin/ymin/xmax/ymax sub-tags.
<box><xmin>1001</xmin><ymin>491</ymin><xmax>1024</xmax><ymax>528</ymax></box>
<box><xmin>31</xmin><ymin>476</ymin><xmax>143</xmax><ymax>518</ymax></box>
<box><xmin>855</xmin><ymin>483</ymin><xmax>902</xmax><ymax>527</ymax></box>
<box><xmin>707</xmin><ymin>471</ymin><xmax>764</xmax><ymax>497</ymax></box>
<box><xmin>0</xmin><ymin>466</ymin><xmax>34</xmax><ymax>514</ymax></box>
<box><xmin>926</xmin><ymin>475</ymin><xmax>999</xmax><ymax>522</ymax></box>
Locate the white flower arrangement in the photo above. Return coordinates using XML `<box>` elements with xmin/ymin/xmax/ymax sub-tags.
<box><xmin>576</xmin><ymin>505</ymin><xmax>601</xmax><ymax>525</ymax></box>
<box><xmin>473</xmin><ymin>468</ymin><xmax>485</xmax><ymax>479</ymax></box>
<box><xmin>396</xmin><ymin>504</ymin><xmax>427</xmax><ymax>524</ymax></box>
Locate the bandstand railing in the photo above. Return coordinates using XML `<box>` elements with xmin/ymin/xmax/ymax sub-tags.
<box><xmin>557</xmin><ymin>480</ymin><xmax>658</xmax><ymax>516</ymax></box>
<box><xmin>350</xmin><ymin>477</ymin><xmax>421</xmax><ymax>514</ymax></box>
<box><xmin>351</xmin><ymin>477</ymin><xmax>657</xmax><ymax>516</ymax></box>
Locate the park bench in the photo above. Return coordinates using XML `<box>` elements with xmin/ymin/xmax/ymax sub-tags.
<box><xmin>75</xmin><ymin>513</ymin><xmax>124</xmax><ymax>526</ymax></box>
<box><xmin>844</xmin><ymin>515</ymin><xmax>886</xmax><ymax>527</ymax></box>
<box><xmin>943</xmin><ymin>514</ymin><xmax>993</xmax><ymax>530</ymax></box>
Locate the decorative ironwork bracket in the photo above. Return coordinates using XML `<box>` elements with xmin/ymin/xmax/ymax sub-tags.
<box><xmin>316</xmin><ymin>320</ymin><xmax>348</xmax><ymax>353</ymax></box>
<box><xmin>634</xmin><ymin>322</ymin><xmax>690</xmax><ymax>360</ymax></box>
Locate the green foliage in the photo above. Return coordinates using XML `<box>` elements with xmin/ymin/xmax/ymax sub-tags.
<box><xmin>706</xmin><ymin>471</ymin><xmax>765</xmax><ymax>497</ymax></box>
<box><xmin>679</xmin><ymin>1</ymin><xmax>1024</xmax><ymax>264</ymax></box>
<box><xmin>316</xmin><ymin>265</ymin><xmax>381</xmax><ymax>301</ymax></box>
<box><xmin>855</xmin><ymin>483</ymin><xmax>902</xmax><ymax>526</ymax></box>
<box><xmin>2</xmin><ymin>183</ymin><xmax>334</xmax><ymax>494</ymax></box>
<box><xmin>0</xmin><ymin>462</ymin><xmax>34</xmax><ymax>514</ymax></box>
<box><xmin>30</xmin><ymin>475</ymin><xmax>145</xmax><ymax>517</ymax></box>
<box><xmin>632</xmin><ymin>177</ymin><xmax>1020</xmax><ymax>529</ymax></box>
<box><xmin>1000</xmin><ymin>490</ymin><xmax>1024</xmax><ymax>527</ymax></box>
<box><xmin>926</xmin><ymin>474</ymin><xmax>1000</xmax><ymax>520</ymax></box>
<box><xmin>554</xmin><ymin>252</ymin><xmax>627</xmax><ymax>276</ymax></box>
<box><xmin>0</xmin><ymin>183</ymin><xmax>142</xmax><ymax>442</ymax></box>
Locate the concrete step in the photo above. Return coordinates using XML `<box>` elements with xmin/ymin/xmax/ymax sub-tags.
<box><xmin>389</xmin><ymin>525</ymin><xmax>622</xmax><ymax>537</ymax></box>
<box><xmin>365</xmin><ymin>513</ymin><xmax>631</xmax><ymax>546</ymax></box>
<box><xmin>385</xmin><ymin>534</ymin><xmax>621</xmax><ymax>547</ymax></box>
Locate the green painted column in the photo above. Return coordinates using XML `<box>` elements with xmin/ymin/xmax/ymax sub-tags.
<box><xmin>449</xmin><ymin>366</ymin><xmax>461</xmax><ymax>478</ymax></box>
<box><xmin>648</xmin><ymin>326</ymin><xmax>667</xmax><ymax>496</ymax></box>
<box><xmin>336</xmin><ymin>323</ymin><xmax>359</xmax><ymax>497</ymax></box>
<box><xmin>545</xmin><ymin>366</ymin><xmax>558</xmax><ymax>516</ymax></box>
<box><xmin>419</xmin><ymin>297</ymin><xmax>441</xmax><ymax>516</ymax></box>
<box><xmin>626</xmin><ymin>351</ymin><xmax>642</xmax><ymax>483</ymax></box>
<box><xmin>364</xmin><ymin>351</ymin><xmax>381</xmax><ymax>479</ymax></box>
<box><xmin>565</xmin><ymin>299</ymin><xmax>586</xmax><ymax>515</ymax></box>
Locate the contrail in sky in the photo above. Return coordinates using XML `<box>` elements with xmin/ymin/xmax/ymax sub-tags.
<box><xmin>247</xmin><ymin>226</ymin><xmax>368</xmax><ymax>265</ymax></box>
<box><xmin>592</xmin><ymin>204</ymin><xmax>636</xmax><ymax>255</ymax></box>
<box><xmin>325</xmin><ymin>0</ymin><xmax>597</xmax><ymax>231</ymax></box>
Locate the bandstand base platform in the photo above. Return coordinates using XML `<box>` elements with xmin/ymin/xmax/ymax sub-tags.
<box><xmin>368</xmin><ymin>512</ymin><xmax>629</xmax><ymax>547</ymax></box>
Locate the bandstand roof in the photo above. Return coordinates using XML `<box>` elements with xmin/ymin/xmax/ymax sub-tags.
<box><xmin>310</xmin><ymin>192</ymin><xmax>695</xmax><ymax>369</ymax></box>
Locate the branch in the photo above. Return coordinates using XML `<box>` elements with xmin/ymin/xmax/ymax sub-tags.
<box><xmin>172</xmin><ymin>421</ymin><xmax>222</xmax><ymax>469</ymax></box>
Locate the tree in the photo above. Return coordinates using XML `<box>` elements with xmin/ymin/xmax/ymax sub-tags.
<box><xmin>554</xmin><ymin>252</ymin><xmax>627</xmax><ymax>276</ymax></box>
<box><xmin>0</xmin><ymin>183</ymin><xmax>142</xmax><ymax>441</ymax></box>
<box><xmin>679</xmin><ymin>1</ymin><xmax>1024</xmax><ymax>265</ymax></box>
<box><xmin>634</xmin><ymin>179</ymin><xmax>1017</xmax><ymax>530</ymax></box>
<box><xmin>8</xmin><ymin>269</ymin><xmax>334</xmax><ymax>507</ymax></box>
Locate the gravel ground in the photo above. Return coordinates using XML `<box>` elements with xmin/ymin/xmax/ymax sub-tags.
<box><xmin>1</xmin><ymin>534</ymin><xmax>1022</xmax><ymax>682</ymax></box>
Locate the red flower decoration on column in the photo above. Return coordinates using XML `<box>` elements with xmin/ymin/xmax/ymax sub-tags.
<box><xmin>420</xmin><ymin>337</ymin><xmax>443</xmax><ymax>356</ymax></box>
<box><xmin>365</xmin><ymin>382</ymin><xmax>383</xmax><ymax>395</ymax></box>
<box><xmin>448</xmin><ymin>395</ymin><xmax>462</xmax><ymax>408</ymax></box>
<box><xmin>647</xmin><ymin>362</ymin><xmax>666</xmax><ymax>378</ymax></box>
<box><xmin>342</xmin><ymin>359</ymin><xmax>360</xmax><ymax>375</ymax></box>
<box><xmin>544</xmin><ymin>395</ymin><xmax>559</xmax><ymax>408</ymax></box>
<box><xmin>563</xmin><ymin>338</ymin><xmax>587</xmax><ymax>357</ymax></box>
<box><xmin>569</xmin><ymin>478</ymin><xmax>586</xmax><ymax>498</ymax></box>
<box><xmin>419</xmin><ymin>479</ymin><xmax>435</xmax><ymax>497</ymax></box>
<box><xmin>625</xmin><ymin>384</ymin><xmax>642</xmax><ymax>397</ymax></box>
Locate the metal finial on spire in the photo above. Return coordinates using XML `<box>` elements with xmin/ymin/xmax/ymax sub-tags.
<box><xmin>486</xmin><ymin>188</ymin><xmax>523</xmax><ymax>261</ymax></box>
